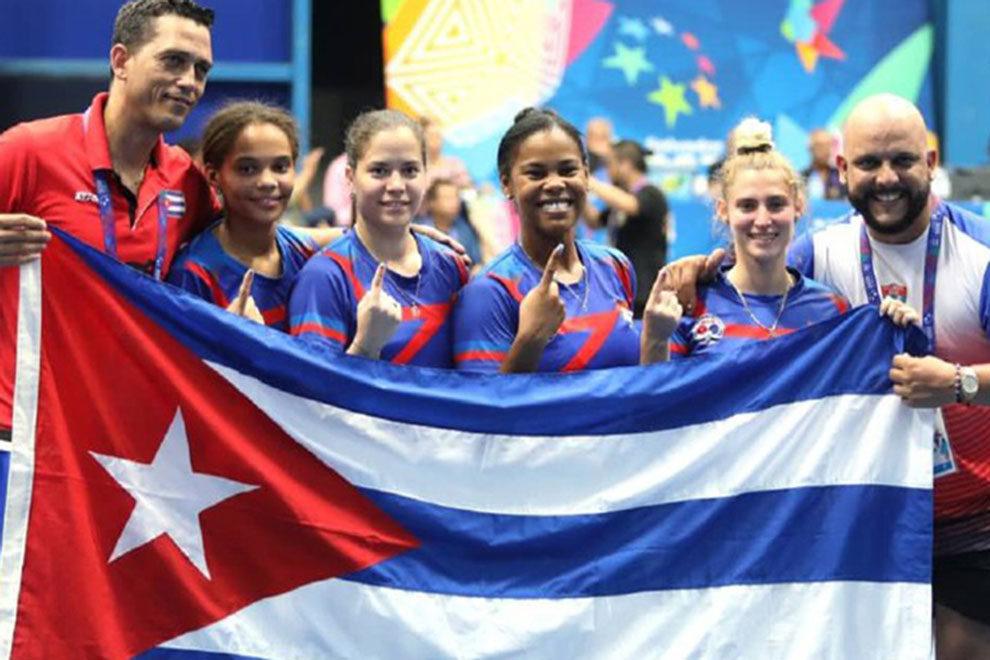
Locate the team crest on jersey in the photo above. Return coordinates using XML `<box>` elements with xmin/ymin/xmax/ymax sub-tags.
<box><xmin>691</xmin><ymin>314</ymin><xmax>725</xmax><ymax>346</ymax></box>
<box><xmin>163</xmin><ymin>191</ymin><xmax>186</xmax><ymax>217</ymax></box>
<box><xmin>881</xmin><ymin>283</ymin><xmax>907</xmax><ymax>302</ymax></box>
<box><xmin>618</xmin><ymin>303</ymin><xmax>634</xmax><ymax>326</ymax></box>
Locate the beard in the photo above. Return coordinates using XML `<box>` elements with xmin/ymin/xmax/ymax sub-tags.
<box><xmin>847</xmin><ymin>180</ymin><xmax>929</xmax><ymax>237</ymax></box>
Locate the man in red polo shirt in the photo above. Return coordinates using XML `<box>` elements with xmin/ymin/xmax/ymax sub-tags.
<box><xmin>0</xmin><ymin>0</ymin><xmax>218</xmax><ymax>440</ymax></box>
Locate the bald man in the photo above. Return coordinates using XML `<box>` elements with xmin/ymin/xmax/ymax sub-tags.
<box><xmin>789</xmin><ymin>93</ymin><xmax>990</xmax><ymax>657</ymax></box>
<box><xmin>665</xmin><ymin>94</ymin><xmax>990</xmax><ymax>656</ymax></box>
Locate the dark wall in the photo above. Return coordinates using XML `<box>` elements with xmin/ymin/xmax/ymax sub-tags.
<box><xmin>310</xmin><ymin>1</ymin><xmax>384</xmax><ymax>159</ymax></box>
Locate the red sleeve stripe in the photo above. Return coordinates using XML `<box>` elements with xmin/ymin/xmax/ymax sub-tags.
<box><xmin>454</xmin><ymin>255</ymin><xmax>470</xmax><ymax>286</ymax></box>
<box><xmin>612</xmin><ymin>258</ymin><xmax>634</xmax><ymax>307</ymax></box>
<box><xmin>455</xmin><ymin>350</ymin><xmax>507</xmax><ymax>363</ymax></box>
<box><xmin>186</xmin><ymin>262</ymin><xmax>230</xmax><ymax>308</ymax></box>
<box><xmin>324</xmin><ymin>251</ymin><xmax>365</xmax><ymax>298</ymax></box>
<box><xmin>291</xmin><ymin>322</ymin><xmax>347</xmax><ymax>343</ymax></box>
<box><xmin>488</xmin><ymin>273</ymin><xmax>525</xmax><ymax>302</ymax></box>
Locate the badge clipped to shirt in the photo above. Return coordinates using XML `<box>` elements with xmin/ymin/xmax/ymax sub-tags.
<box><xmin>933</xmin><ymin>408</ymin><xmax>958</xmax><ymax>479</ymax></box>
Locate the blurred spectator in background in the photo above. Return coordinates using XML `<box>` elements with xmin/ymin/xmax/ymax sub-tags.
<box><xmin>421</xmin><ymin>117</ymin><xmax>472</xmax><ymax>188</ymax></box>
<box><xmin>588</xmin><ymin>139</ymin><xmax>668</xmax><ymax>317</ymax></box>
<box><xmin>321</xmin><ymin>152</ymin><xmax>352</xmax><ymax>227</ymax></box>
<box><xmin>801</xmin><ymin>128</ymin><xmax>844</xmax><ymax>200</ymax></box>
<box><xmin>927</xmin><ymin>130</ymin><xmax>952</xmax><ymax>199</ymax></box>
<box><xmin>416</xmin><ymin>178</ymin><xmax>482</xmax><ymax>270</ymax></box>
<box><xmin>582</xmin><ymin>117</ymin><xmax>614</xmax><ymax>244</ymax></box>
<box><xmin>706</xmin><ymin>157</ymin><xmax>725</xmax><ymax>201</ymax></box>
<box><xmin>585</xmin><ymin>117</ymin><xmax>613</xmax><ymax>174</ymax></box>
<box><xmin>288</xmin><ymin>146</ymin><xmax>330</xmax><ymax>222</ymax></box>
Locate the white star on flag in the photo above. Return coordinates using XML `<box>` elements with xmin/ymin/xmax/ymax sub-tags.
<box><xmin>90</xmin><ymin>408</ymin><xmax>259</xmax><ymax>579</ymax></box>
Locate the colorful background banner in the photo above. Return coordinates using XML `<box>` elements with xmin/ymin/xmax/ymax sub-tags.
<box><xmin>382</xmin><ymin>0</ymin><xmax>934</xmax><ymax>191</ymax></box>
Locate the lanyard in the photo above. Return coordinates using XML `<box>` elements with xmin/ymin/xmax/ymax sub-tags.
<box><xmin>858</xmin><ymin>202</ymin><xmax>946</xmax><ymax>351</ymax></box>
<box><xmin>84</xmin><ymin>106</ymin><xmax>169</xmax><ymax>281</ymax></box>
<box><xmin>93</xmin><ymin>172</ymin><xmax>169</xmax><ymax>281</ymax></box>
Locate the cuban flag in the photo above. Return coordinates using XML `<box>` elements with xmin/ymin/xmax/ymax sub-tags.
<box><xmin>0</xmin><ymin>230</ymin><xmax>933</xmax><ymax>659</ymax></box>
<box><xmin>162</xmin><ymin>191</ymin><xmax>186</xmax><ymax>218</ymax></box>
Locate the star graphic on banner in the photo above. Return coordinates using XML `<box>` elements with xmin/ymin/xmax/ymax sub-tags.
<box><xmin>618</xmin><ymin>16</ymin><xmax>649</xmax><ymax>42</ymax></box>
<box><xmin>691</xmin><ymin>75</ymin><xmax>721</xmax><ymax>109</ymax></box>
<box><xmin>651</xmin><ymin>16</ymin><xmax>674</xmax><ymax>37</ymax></box>
<box><xmin>697</xmin><ymin>55</ymin><xmax>716</xmax><ymax>76</ymax></box>
<box><xmin>602</xmin><ymin>42</ymin><xmax>654</xmax><ymax>86</ymax></box>
<box><xmin>647</xmin><ymin>76</ymin><xmax>693</xmax><ymax>127</ymax></box>
<box><xmin>91</xmin><ymin>409</ymin><xmax>259</xmax><ymax>579</ymax></box>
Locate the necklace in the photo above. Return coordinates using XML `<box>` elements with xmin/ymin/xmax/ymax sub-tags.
<box><xmin>386</xmin><ymin>267</ymin><xmax>423</xmax><ymax>316</ymax></box>
<box><xmin>557</xmin><ymin>267</ymin><xmax>590</xmax><ymax>312</ymax></box>
<box><xmin>518</xmin><ymin>242</ymin><xmax>589</xmax><ymax>312</ymax></box>
<box><xmin>727</xmin><ymin>273</ymin><xmax>792</xmax><ymax>338</ymax></box>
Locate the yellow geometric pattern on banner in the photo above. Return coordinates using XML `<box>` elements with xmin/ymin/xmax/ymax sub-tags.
<box><xmin>383</xmin><ymin>0</ymin><xmax>570</xmax><ymax>141</ymax></box>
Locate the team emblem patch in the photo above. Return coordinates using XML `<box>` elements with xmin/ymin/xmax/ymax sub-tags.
<box><xmin>163</xmin><ymin>191</ymin><xmax>186</xmax><ymax>217</ymax></box>
<box><xmin>881</xmin><ymin>283</ymin><xmax>907</xmax><ymax>302</ymax></box>
<box><xmin>691</xmin><ymin>314</ymin><xmax>725</xmax><ymax>346</ymax></box>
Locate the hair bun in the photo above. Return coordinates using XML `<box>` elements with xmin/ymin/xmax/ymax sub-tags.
<box><xmin>732</xmin><ymin>117</ymin><xmax>774</xmax><ymax>155</ymax></box>
<box><xmin>513</xmin><ymin>107</ymin><xmax>539</xmax><ymax>124</ymax></box>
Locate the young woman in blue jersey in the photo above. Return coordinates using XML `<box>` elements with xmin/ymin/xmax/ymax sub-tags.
<box><xmin>452</xmin><ymin>107</ymin><xmax>679</xmax><ymax>373</ymax></box>
<box><xmin>287</xmin><ymin>110</ymin><xmax>468</xmax><ymax>367</ymax></box>
<box><xmin>167</xmin><ymin>101</ymin><xmax>319</xmax><ymax>330</ymax></box>
<box><xmin>660</xmin><ymin>118</ymin><xmax>854</xmax><ymax>357</ymax></box>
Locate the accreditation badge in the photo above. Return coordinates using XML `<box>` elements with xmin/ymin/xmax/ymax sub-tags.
<box><xmin>933</xmin><ymin>408</ymin><xmax>957</xmax><ymax>479</ymax></box>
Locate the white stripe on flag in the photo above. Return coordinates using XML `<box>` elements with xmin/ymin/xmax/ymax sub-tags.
<box><xmin>210</xmin><ymin>363</ymin><xmax>933</xmax><ymax>516</ymax></box>
<box><xmin>0</xmin><ymin>261</ymin><xmax>43</xmax><ymax>660</ymax></box>
<box><xmin>159</xmin><ymin>577</ymin><xmax>932</xmax><ymax>660</ymax></box>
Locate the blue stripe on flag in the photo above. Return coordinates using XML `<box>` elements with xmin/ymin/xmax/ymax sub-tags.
<box><xmin>56</xmin><ymin>228</ymin><xmax>930</xmax><ymax>436</ymax></box>
<box><xmin>345</xmin><ymin>484</ymin><xmax>931</xmax><ymax>598</ymax></box>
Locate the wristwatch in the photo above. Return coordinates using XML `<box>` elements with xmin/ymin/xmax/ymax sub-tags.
<box><xmin>955</xmin><ymin>364</ymin><xmax>979</xmax><ymax>404</ymax></box>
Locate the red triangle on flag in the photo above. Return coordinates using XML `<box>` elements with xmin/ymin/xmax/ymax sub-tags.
<box><xmin>11</xmin><ymin>237</ymin><xmax>419</xmax><ymax>659</ymax></box>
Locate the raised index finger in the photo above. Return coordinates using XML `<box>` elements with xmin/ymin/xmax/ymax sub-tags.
<box><xmin>370</xmin><ymin>262</ymin><xmax>387</xmax><ymax>294</ymax></box>
<box><xmin>233</xmin><ymin>270</ymin><xmax>255</xmax><ymax>311</ymax></box>
<box><xmin>540</xmin><ymin>244</ymin><xmax>564</xmax><ymax>288</ymax></box>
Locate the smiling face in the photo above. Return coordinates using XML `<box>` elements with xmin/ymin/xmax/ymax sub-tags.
<box><xmin>348</xmin><ymin>126</ymin><xmax>426</xmax><ymax>230</ymax></box>
<box><xmin>838</xmin><ymin>97</ymin><xmax>935</xmax><ymax>241</ymax></box>
<box><xmin>719</xmin><ymin>168</ymin><xmax>801</xmax><ymax>269</ymax></box>
<box><xmin>210</xmin><ymin>122</ymin><xmax>295</xmax><ymax>228</ymax></box>
<box><xmin>112</xmin><ymin>14</ymin><xmax>213</xmax><ymax>133</ymax></box>
<box><xmin>501</xmin><ymin>127</ymin><xmax>588</xmax><ymax>243</ymax></box>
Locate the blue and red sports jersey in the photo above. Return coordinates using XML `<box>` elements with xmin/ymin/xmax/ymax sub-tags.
<box><xmin>453</xmin><ymin>241</ymin><xmax>640</xmax><ymax>372</ymax></box>
<box><xmin>670</xmin><ymin>268</ymin><xmax>849</xmax><ymax>358</ymax></box>
<box><xmin>287</xmin><ymin>231</ymin><xmax>469</xmax><ymax>367</ymax></box>
<box><xmin>166</xmin><ymin>221</ymin><xmax>318</xmax><ymax>331</ymax></box>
